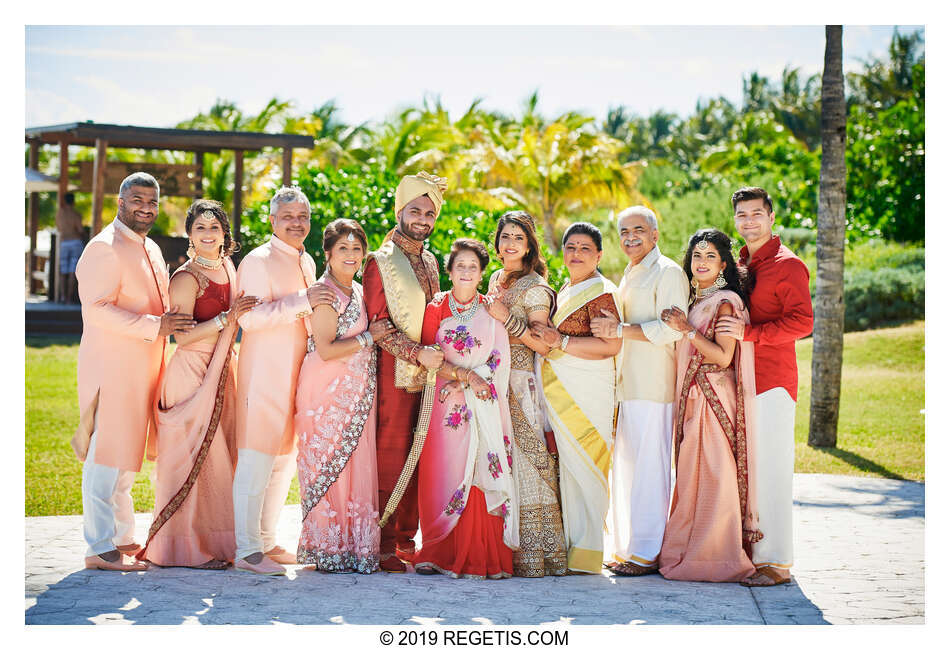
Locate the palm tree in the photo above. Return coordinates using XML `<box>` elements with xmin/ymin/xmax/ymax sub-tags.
<box><xmin>451</xmin><ymin>95</ymin><xmax>645</xmax><ymax>251</ymax></box>
<box><xmin>808</xmin><ymin>25</ymin><xmax>847</xmax><ymax>448</ymax></box>
<box><xmin>282</xmin><ymin>100</ymin><xmax>370</xmax><ymax>169</ymax></box>
<box><xmin>175</xmin><ymin>98</ymin><xmax>293</xmax><ymax>205</ymax></box>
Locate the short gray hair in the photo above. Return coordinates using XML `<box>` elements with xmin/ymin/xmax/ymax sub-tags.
<box><xmin>118</xmin><ymin>172</ymin><xmax>160</xmax><ymax>198</ymax></box>
<box><xmin>269</xmin><ymin>186</ymin><xmax>311</xmax><ymax>216</ymax></box>
<box><xmin>617</xmin><ymin>205</ymin><xmax>658</xmax><ymax>231</ymax></box>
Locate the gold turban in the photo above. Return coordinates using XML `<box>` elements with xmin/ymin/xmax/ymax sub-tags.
<box><xmin>394</xmin><ymin>171</ymin><xmax>447</xmax><ymax>218</ymax></box>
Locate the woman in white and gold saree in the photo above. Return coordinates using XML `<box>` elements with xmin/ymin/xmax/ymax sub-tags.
<box><xmin>531</xmin><ymin>222</ymin><xmax>622</xmax><ymax>574</ymax></box>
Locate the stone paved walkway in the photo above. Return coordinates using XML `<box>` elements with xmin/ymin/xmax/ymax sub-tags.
<box><xmin>24</xmin><ymin>473</ymin><xmax>924</xmax><ymax>625</ymax></box>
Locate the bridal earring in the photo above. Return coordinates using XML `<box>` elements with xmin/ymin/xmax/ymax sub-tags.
<box><xmin>714</xmin><ymin>269</ymin><xmax>727</xmax><ymax>289</ymax></box>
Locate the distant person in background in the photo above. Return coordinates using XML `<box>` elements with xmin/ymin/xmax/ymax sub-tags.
<box><xmin>138</xmin><ymin>200</ymin><xmax>259</xmax><ymax>570</ymax></box>
<box><xmin>717</xmin><ymin>187</ymin><xmax>813</xmax><ymax>587</ymax></box>
<box><xmin>589</xmin><ymin>206</ymin><xmax>689</xmax><ymax>577</ymax></box>
<box><xmin>56</xmin><ymin>192</ymin><xmax>85</xmax><ymax>303</ymax></box>
<box><xmin>657</xmin><ymin>229</ymin><xmax>761</xmax><ymax>582</ymax></box>
<box><xmin>73</xmin><ymin>172</ymin><xmax>195</xmax><ymax>571</ymax></box>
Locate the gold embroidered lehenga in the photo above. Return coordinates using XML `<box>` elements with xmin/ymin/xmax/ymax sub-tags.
<box><xmin>489</xmin><ymin>270</ymin><xmax>568</xmax><ymax>577</ymax></box>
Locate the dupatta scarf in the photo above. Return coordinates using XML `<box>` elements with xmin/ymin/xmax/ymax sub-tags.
<box><xmin>418</xmin><ymin>305</ymin><xmax>520</xmax><ymax>551</ymax></box>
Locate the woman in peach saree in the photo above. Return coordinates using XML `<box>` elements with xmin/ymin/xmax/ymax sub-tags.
<box><xmin>657</xmin><ymin>229</ymin><xmax>762</xmax><ymax>582</ymax></box>
<box><xmin>294</xmin><ymin>219</ymin><xmax>394</xmax><ymax>573</ymax></box>
<box><xmin>139</xmin><ymin>200</ymin><xmax>259</xmax><ymax>569</ymax></box>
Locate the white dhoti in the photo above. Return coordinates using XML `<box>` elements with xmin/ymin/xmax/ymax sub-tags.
<box><xmin>606</xmin><ymin>399</ymin><xmax>673</xmax><ymax>567</ymax></box>
<box><xmin>82</xmin><ymin>425</ymin><xmax>136</xmax><ymax>557</ymax></box>
<box><xmin>750</xmin><ymin>387</ymin><xmax>796</xmax><ymax>572</ymax></box>
<box><xmin>233</xmin><ymin>447</ymin><xmax>297</xmax><ymax>559</ymax></box>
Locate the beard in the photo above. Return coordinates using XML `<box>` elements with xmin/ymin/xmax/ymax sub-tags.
<box><xmin>399</xmin><ymin>218</ymin><xmax>431</xmax><ymax>241</ymax></box>
<box><xmin>118</xmin><ymin>205</ymin><xmax>153</xmax><ymax>234</ymax></box>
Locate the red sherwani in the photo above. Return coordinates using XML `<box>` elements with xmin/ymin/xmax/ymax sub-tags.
<box><xmin>739</xmin><ymin>235</ymin><xmax>814</xmax><ymax>400</ymax></box>
<box><xmin>363</xmin><ymin>229</ymin><xmax>440</xmax><ymax>556</ymax></box>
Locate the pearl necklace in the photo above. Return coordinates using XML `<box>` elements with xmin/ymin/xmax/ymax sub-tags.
<box><xmin>193</xmin><ymin>254</ymin><xmax>223</xmax><ymax>270</ymax></box>
<box><xmin>448</xmin><ymin>292</ymin><xmax>479</xmax><ymax>324</ymax></box>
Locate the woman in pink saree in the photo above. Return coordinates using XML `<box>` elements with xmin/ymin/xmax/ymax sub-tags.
<box><xmin>412</xmin><ymin>239</ymin><xmax>519</xmax><ymax>579</ymax></box>
<box><xmin>294</xmin><ymin>219</ymin><xmax>395</xmax><ymax>573</ymax></box>
<box><xmin>139</xmin><ymin>200</ymin><xmax>259</xmax><ymax>569</ymax></box>
<box><xmin>657</xmin><ymin>228</ymin><xmax>762</xmax><ymax>582</ymax></box>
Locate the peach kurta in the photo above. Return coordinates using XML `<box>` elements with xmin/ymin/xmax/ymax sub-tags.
<box><xmin>235</xmin><ymin>235</ymin><xmax>316</xmax><ymax>456</ymax></box>
<box><xmin>75</xmin><ymin>217</ymin><xmax>169</xmax><ymax>472</ymax></box>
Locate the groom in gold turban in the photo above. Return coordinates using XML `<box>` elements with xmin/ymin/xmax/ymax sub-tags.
<box><xmin>312</xmin><ymin>172</ymin><xmax>447</xmax><ymax>572</ymax></box>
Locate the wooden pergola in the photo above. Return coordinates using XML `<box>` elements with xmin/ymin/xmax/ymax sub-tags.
<box><xmin>25</xmin><ymin>122</ymin><xmax>315</xmax><ymax>295</ymax></box>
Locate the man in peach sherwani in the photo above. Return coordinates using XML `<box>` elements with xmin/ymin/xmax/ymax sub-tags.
<box><xmin>232</xmin><ymin>186</ymin><xmax>323</xmax><ymax>575</ymax></box>
<box><xmin>74</xmin><ymin>172</ymin><xmax>196</xmax><ymax>571</ymax></box>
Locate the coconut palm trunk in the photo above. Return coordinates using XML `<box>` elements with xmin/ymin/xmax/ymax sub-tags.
<box><xmin>808</xmin><ymin>25</ymin><xmax>847</xmax><ymax>448</ymax></box>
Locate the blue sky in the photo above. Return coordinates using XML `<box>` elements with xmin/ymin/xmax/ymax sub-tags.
<box><xmin>25</xmin><ymin>25</ymin><xmax>922</xmax><ymax>129</ymax></box>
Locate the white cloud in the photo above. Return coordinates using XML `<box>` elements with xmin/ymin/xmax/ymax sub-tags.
<box><xmin>25</xmin><ymin>88</ymin><xmax>87</xmax><ymax>126</ymax></box>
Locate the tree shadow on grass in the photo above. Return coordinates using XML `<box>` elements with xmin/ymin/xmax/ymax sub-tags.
<box><xmin>811</xmin><ymin>446</ymin><xmax>908</xmax><ymax>481</ymax></box>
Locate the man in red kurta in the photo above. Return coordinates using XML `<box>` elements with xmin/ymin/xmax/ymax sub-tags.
<box><xmin>716</xmin><ymin>186</ymin><xmax>814</xmax><ymax>587</ymax></box>
<box><xmin>364</xmin><ymin>172</ymin><xmax>447</xmax><ymax>572</ymax></box>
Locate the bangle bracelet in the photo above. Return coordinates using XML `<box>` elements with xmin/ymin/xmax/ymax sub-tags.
<box><xmin>452</xmin><ymin>367</ymin><xmax>459</xmax><ymax>381</ymax></box>
<box><xmin>213</xmin><ymin>314</ymin><xmax>225</xmax><ymax>331</ymax></box>
<box><xmin>560</xmin><ymin>334</ymin><xmax>570</xmax><ymax>351</ymax></box>
<box><xmin>616</xmin><ymin>323</ymin><xmax>623</xmax><ymax>339</ymax></box>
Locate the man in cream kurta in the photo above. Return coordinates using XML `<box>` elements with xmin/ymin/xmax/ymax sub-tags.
<box><xmin>233</xmin><ymin>186</ymin><xmax>321</xmax><ymax>575</ymax></box>
<box><xmin>591</xmin><ymin>206</ymin><xmax>689</xmax><ymax>576</ymax></box>
<box><xmin>74</xmin><ymin>172</ymin><xmax>195</xmax><ymax>571</ymax></box>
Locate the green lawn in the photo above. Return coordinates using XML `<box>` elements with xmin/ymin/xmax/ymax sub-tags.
<box><xmin>25</xmin><ymin>321</ymin><xmax>924</xmax><ymax>516</ymax></box>
<box><xmin>794</xmin><ymin>321</ymin><xmax>924</xmax><ymax>481</ymax></box>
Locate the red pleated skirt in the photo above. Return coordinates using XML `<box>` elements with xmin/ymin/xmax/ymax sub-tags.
<box><xmin>413</xmin><ymin>487</ymin><xmax>513</xmax><ymax>579</ymax></box>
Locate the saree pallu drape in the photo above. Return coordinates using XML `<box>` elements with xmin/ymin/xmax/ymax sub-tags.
<box><xmin>659</xmin><ymin>289</ymin><xmax>761</xmax><ymax>582</ymax></box>
<box><xmin>537</xmin><ymin>275</ymin><xmax>619</xmax><ymax>574</ymax></box>
<box><xmin>489</xmin><ymin>270</ymin><xmax>568</xmax><ymax>577</ymax></box>
<box><xmin>140</xmin><ymin>263</ymin><xmax>239</xmax><ymax>566</ymax></box>
<box><xmin>415</xmin><ymin>306</ymin><xmax>519</xmax><ymax>578</ymax></box>
<box><xmin>295</xmin><ymin>280</ymin><xmax>379</xmax><ymax>573</ymax></box>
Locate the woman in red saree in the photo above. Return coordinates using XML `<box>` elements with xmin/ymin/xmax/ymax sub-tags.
<box><xmin>139</xmin><ymin>200</ymin><xmax>259</xmax><ymax>569</ymax></box>
<box><xmin>657</xmin><ymin>228</ymin><xmax>762</xmax><ymax>582</ymax></box>
<box><xmin>294</xmin><ymin>219</ymin><xmax>395</xmax><ymax>573</ymax></box>
<box><xmin>412</xmin><ymin>239</ymin><xmax>519</xmax><ymax>579</ymax></box>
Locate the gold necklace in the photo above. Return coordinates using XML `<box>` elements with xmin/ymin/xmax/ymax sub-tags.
<box><xmin>325</xmin><ymin>269</ymin><xmax>353</xmax><ymax>292</ymax></box>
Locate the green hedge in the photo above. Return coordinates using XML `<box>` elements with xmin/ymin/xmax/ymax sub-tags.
<box><xmin>843</xmin><ymin>266</ymin><xmax>924</xmax><ymax>332</ymax></box>
<box><xmin>239</xmin><ymin>163</ymin><xmax>569</xmax><ymax>293</ymax></box>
